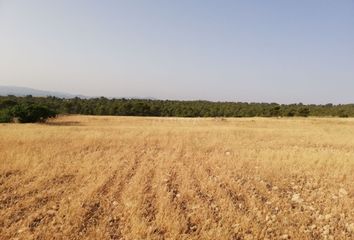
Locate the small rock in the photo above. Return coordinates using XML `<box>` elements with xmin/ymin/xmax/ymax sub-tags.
<box><xmin>331</xmin><ymin>195</ymin><xmax>338</xmax><ymax>200</ymax></box>
<box><xmin>291</xmin><ymin>193</ymin><xmax>303</xmax><ymax>203</ymax></box>
<box><xmin>112</xmin><ymin>201</ymin><xmax>118</xmax><ymax>206</ymax></box>
<box><xmin>190</xmin><ymin>225</ymin><xmax>197</xmax><ymax>230</ymax></box>
<box><xmin>280</xmin><ymin>234</ymin><xmax>289</xmax><ymax>239</ymax></box>
<box><xmin>339</xmin><ymin>188</ymin><xmax>348</xmax><ymax>197</ymax></box>
<box><xmin>18</xmin><ymin>228</ymin><xmax>27</xmax><ymax>233</ymax></box>
<box><xmin>322</xmin><ymin>225</ymin><xmax>330</xmax><ymax>235</ymax></box>
<box><xmin>307</xmin><ymin>206</ymin><xmax>315</xmax><ymax>211</ymax></box>
<box><xmin>310</xmin><ymin>224</ymin><xmax>316</xmax><ymax>230</ymax></box>
<box><xmin>346</xmin><ymin>223</ymin><xmax>354</xmax><ymax>233</ymax></box>
<box><xmin>232</xmin><ymin>224</ymin><xmax>240</xmax><ymax>232</ymax></box>
<box><xmin>323</xmin><ymin>229</ymin><xmax>329</xmax><ymax>235</ymax></box>
<box><xmin>47</xmin><ymin>210</ymin><xmax>56</xmax><ymax>216</ymax></box>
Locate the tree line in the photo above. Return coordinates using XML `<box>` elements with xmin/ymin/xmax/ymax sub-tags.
<box><xmin>0</xmin><ymin>95</ymin><xmax>353</xmax><ymax>123</ymax></box>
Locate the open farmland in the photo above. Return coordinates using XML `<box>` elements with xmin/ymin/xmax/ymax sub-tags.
<box><xmin>0</xmin><ymin>116</ymin><xmax>353</xmax><ymax>240</ymax></box>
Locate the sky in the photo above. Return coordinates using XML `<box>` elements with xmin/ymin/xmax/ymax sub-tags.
<box><xmin>0</xmin><ymin>0</ymin><xmax>353</xmax><ymax>104</ymax></box>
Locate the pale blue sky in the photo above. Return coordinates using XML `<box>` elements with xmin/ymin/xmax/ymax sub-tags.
<box><xmin>0</xmin><ymin>0</ymin><xmax>353</xmax><ymax>103</ymax></box>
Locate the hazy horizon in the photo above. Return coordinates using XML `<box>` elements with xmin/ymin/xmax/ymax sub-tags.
<box><xmin>1</xmin><ymin>1</ymin><xmax>353</xmax><ymax>104</ymax></box>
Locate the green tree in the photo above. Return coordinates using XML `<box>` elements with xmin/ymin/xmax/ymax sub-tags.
<box><xmin>297</xmin><ymin>107</ymin><xmax>310</xmax><ymax>117</ymax></box>
<box><xmin>10</xmin><ymin>103</ymin><xmax>57</xmax><ymax>123</ymax></box>
<box><xmin>0</xmin><ymin>109</ymin><xmax>12</xmax><ymax>123</ymax></box>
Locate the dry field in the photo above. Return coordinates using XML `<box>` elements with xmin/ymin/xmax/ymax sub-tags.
<box><xmin>0</xmin><ymin>115</ymin><xmax>353</xmax><ymax>240</ymax></box>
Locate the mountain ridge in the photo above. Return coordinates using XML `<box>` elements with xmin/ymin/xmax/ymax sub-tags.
<box><xmin>0</xmin><ymin>85</ymin><xmax>158</xmax><ymax>100</ymax></box>
<box><xmin>0</xmin><ymin>85</ymin><xmax>88</xmax><ymax>99</ymax></box>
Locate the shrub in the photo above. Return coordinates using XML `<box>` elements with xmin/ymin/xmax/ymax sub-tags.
<box><xmin>285</xmin><ymin>109</ymin><xmax>296</xmax><ymax>117</ymax></box>
<box><xmin>297</xmin><ymin>107</ymin><xmax>310</xmax><ymax>117</ymax></box>
<box><xmin>9</xmin><ymin>103</ymin><xmax>57</xmax><ymax>123</ymax></box>
<box><xmin>338</xmin><ymin>110</ymin><xmax>349</xmax><ymax>118</ymax></box>
<box><xmin>0</xmin><ymin>109</ymin><xmax>12</xmax><ymax>123</ymax></box>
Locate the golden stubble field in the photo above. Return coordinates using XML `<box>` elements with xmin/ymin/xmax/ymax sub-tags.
<box><xmin>0</xmin><ymin>115</ymin><xmax>353</xmax><ymax>240</ymax></box>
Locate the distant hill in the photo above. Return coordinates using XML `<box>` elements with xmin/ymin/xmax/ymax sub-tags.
<box><xmin>0</xmin><ymin>86</ymin><xmax>159</xmax><ymax>100</ymax></box>
<box><xmin>0</xmin><ymin>86</ymin><xmax>88</xmax><ymax>99</ymax></box>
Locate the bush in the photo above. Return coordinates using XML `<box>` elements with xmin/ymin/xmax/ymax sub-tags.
<box><xmin>9</xmin><ymin>104</ymin><xmax>57</xmax><ymax>123</ymax></box>
<box><xmin>285</xmin><ymin>109</ymin><xmax>296</xmax><ymax>117</ymax></box>
<box><xmin>0</xmin><ymin>109</ymin><xmax>12</xmax><ymax>123</ymax></box>
<box><xmin>297</xmin><ymin>107</ymin><xmax>310</xmax><ymax>117</ymax></box>
<box><xmin>338</xmin><ymin>110</ymin><xmax>349</xmax><ymax>118</ymax></box>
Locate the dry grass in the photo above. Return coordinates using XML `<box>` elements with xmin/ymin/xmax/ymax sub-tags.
<box><xmin>0</xmin><ymin>115</ymin><xmax>353</xmax><ymax>240</ymax></box>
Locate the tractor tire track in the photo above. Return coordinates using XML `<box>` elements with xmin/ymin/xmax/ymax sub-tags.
<box><xmin>165</xmin><ymin>171</ymin><xmax>198</xmax><ymax>235</ymax></box>
<box><xmin>2</xmin><ymin>174</ymin><xmax>76</xmax><ymax>229</ymax></box>
<box><xmin>107</xmin><ymin>150</ymin><xmax>145</xmax><ymax>240</ymax></box>
<box><xmin>190</xmin><ymin>171</ymin><xmax>221</xmax><ymax>224</ymax></box>
<box><xmin>200</xmin><ymin>166</ymin><xmax>262</xmax><ymax>239</ymax></box>
<box><xmin>76</xmin><ymin>170</ymin><xmax>119</xmax><ymax>237</ymax></box>
<box><xmin>141</xmin><ymin>169</ymin><xmax>157</xmax><ymax>223</ymax></box>
<box><xmin>0</xmin><ymin>174</ymin><xmax>75</xmax><ymax>211</ymax></box>
<box><xmin>141</xmin><ymin>168</ymin><xmax>166</xmax><ymax>240</ymax></box>
<box><xmin>76</xmin><ymin>143</ymin><xmax>148</xmax><ymax>239</ymax></box>
<box><xmin>0</xmin><ymin>170</ymin><xmax>22</xmax><ymax>187</ymax></box>
<box><xmin>204</xmin><ymin>167</ymin><xmax>249</xmax><ymax>214</ymax></box>
<box><xmin>203</xmin><ymin>166</ymin><xmax>291</xmax><ymax>239</ymax></box>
